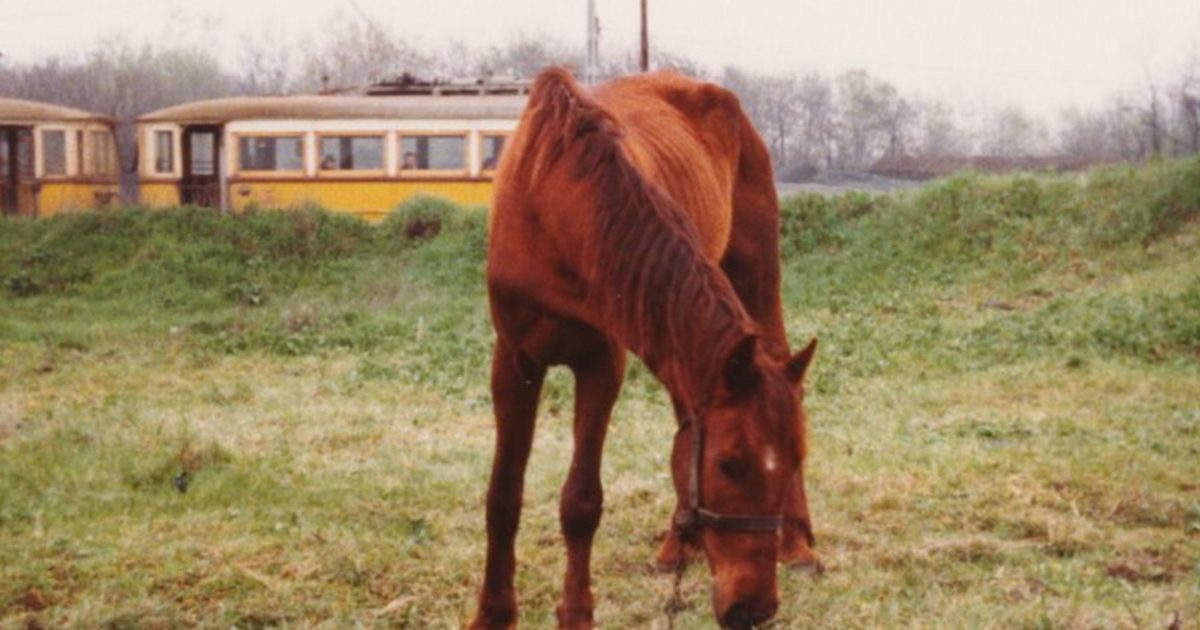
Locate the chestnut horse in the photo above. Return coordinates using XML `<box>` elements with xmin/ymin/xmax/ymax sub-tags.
<box><xmin>471</xmin><ymin>67</ymin><xmax>818</xmax><ymax>630</ymax></box>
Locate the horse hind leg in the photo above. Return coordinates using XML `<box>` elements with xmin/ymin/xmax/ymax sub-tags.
<box><xmin>779</xmin><ymin>467</ymin><xmax>822</xmax><ymax>572</ymax></box>
<box><xmin>470</xmin><ymin>339</ymin><xmax>547</xmax><ymax>630</ymax></box>
<box><xmin>557</xmin><ymin>337</ymin><xmax>625</xmax><ymax>629</ymax></box>
<box><xmin>777</xmin><ymin>352</ymin><xmax>821</xmax><ymax>569</ymax></box>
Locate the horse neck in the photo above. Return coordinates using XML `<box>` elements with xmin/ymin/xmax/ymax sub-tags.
<box><xmin>583</xmin><ymin>151</ymin><xmax>754</xmax><ymax>405</ymax></box>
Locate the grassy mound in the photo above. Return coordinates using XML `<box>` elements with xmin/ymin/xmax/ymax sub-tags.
<box><xmin>779</xmin><ymin>159</ymin><xmax>1200</xmax><ymax>384</ymax></box>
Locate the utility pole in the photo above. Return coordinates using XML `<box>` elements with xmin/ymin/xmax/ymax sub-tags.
<box><xmin>586</xmin><ymin>0</ymin><xmax>600</xmax><ymax>84</ymax></box>
<box><xmin>639</xmin><ymin>0</ymin><xmax>649</xmax><ymax>72</ymax></box>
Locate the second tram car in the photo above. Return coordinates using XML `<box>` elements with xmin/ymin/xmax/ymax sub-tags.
<box><xmin>136</xmin><ymin>89</ymin><xmax>526</xmax><ymax>220</ymax></box>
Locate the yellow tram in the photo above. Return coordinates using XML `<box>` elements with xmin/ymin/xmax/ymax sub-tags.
<box><xmin>1</xmin><ymin>98</ymin><xmax>120</xmax><ymax>217</ymax></box>
<box><xmin>136</xmin><ymin>86</ymin><xmax>526</xmax><ymax>220</ymax></box>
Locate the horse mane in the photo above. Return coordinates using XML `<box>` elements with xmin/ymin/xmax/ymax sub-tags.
<box><xmin>516</xmin><ymin>68</ymin><xmax>757</xmax><ymax>402</ymax></box>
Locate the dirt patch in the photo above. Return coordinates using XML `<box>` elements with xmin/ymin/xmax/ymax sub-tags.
<box><xmin>1104</xmin><ymin>550</ymin><xmax>1189</xmax><ymax>583</ymax></box>
<box><xmin>18</xmin><ymin>587</ymin><xmax>48</xmax><ymax>612</ymax></box>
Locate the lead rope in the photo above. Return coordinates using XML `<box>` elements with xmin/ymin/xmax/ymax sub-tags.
<box><xmin>667</xmin><ymin>412</ymin><xmax>700</xmax><ymax>630</ymax></box>
<box><xmin>664</xmin><ymin>547</ymin><xmax>688</xmax><ymax>630</ymax></box>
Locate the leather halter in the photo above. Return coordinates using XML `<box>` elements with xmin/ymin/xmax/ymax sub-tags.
<box><xmin>673</xmin><ymin>405</ymin><xmax>784</xmax><ymax>535</ymax></box>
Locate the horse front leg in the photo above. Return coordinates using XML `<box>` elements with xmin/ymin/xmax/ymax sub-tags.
<box><xmin>557</xmin><ymin>340</ymin><xmax>624</xmax><ymax>629</ymax></box>
<box><xmin>470</xmin><ymin>340</ymin><xmax>546</xmax><ymax>630</ymax></box>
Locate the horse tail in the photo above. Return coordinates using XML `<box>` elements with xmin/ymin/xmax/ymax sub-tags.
<box><xmin>518</xmin><ymin>67</ymin><xmax>621</xmax><ymax>184</ymax></box>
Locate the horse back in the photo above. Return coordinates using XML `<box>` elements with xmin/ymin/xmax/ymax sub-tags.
<box><xmin>590</xmin><ymin>73</ymin><xmax>748</xmax><ymax>259</ymax></box>
<box><xmin>487</xmin><ymin>69</ymin><xmax>770</xmax><ymax>339</ymax></box>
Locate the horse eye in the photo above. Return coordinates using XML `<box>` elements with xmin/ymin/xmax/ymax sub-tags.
<box><xmin>717</xmin><ymin>457</ymin><xmax>746</xmax><ymax>480</ymax></box>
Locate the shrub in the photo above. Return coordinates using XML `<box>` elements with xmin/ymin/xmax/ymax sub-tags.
<box><xmin>380</xmin><ymin>196</ymin><xmax>463</xmax><ymax>249</ymax></box>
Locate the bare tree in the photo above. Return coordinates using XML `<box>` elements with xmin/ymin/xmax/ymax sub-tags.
<box><xmin>834</xmin><ymin>69</ymin><xmax>908</xmax><ymax>168</ymax></box>
<box><xmin>980</xmin><ymin>104</ymin><xmax>1042</xmax><ymax>157</ymax></box>
<box><xmin>601</xmin><ymin>49</ymin><xmax>709</xmax><ymax>79</ymax></box>
<box><xmin>648</xmin><ymin>50</ymin><xmax>710</xmax><ymax>78</ymax></box>
<box><xmin>914</xmin><ymin>98</ymin><xmax>968</xmax><ymax>158</ymax></box>
<box><xmin>237</xmin><ymin>30</ymin><xmax>298</xmax><ymax>95</ymax></box>
<box><xmin>1143</xmin><ymin>81</ymin><xmax>1164</xmax><ymax>157</ymax></box>
<box><xmin>1170</xmin><ymin>53</ymin><xmax>1199</xmax><ymax>155</ymax></box>
<box><xmin>1058</xmin><ymin>106</ymin><xmax>1113</xmax><ymax>159</ymax></box>
<box><xmin>474</xmin><ymin>33</ymin><xmax>581</xmax><ymax>81</ymax></box>
<box><xmin>1104</xmin><ymin>96</ymin><xmax>1147</xmax><ymax>160</ymax></box>
<box><xmin>794</xmin><ymin>73</ymin><xmax>836</xmax><ymax>170</ymax></box>
<box><xmin>719</xmin><ymin>66</ymin><xmax>800</xmax><ymax>170</ymax></box>
<box><xmin>879</xmin><ymin>94</ymin><xmax>915</xmax><ymax>159</ymax></box>
<box><xmin>299</xmin><ymin>12</ymin><xmax>430</xmax><ymax>89</ymax></box>
<box><xmin>435</xmin><ymin>40</ymin><xmax>482</xmax><ymax>79</ymax></box>
<box><xmin>759</xmin><ymin>74</ymin><xmax>799</xmax><ymax>169</ymax></box>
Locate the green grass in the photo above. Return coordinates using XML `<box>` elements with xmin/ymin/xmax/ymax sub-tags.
<box><xmin>1</xmin><ymin>163</ymin><xmax>1198</xmax><ymax>628</ymax></box>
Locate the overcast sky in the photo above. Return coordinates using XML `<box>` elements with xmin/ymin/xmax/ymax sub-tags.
<box><xmin>1</xmin><ymin>0</ymin><xmax>1198</xmax><ymax>115</ymax></box>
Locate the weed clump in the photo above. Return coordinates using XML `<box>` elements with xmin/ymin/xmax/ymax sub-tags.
<box><xmin>380</xmin><ymin>195</ymin><xmax>453</xmax><ymax>245</ymax></box>
<box><xmin>380</xmin><ymin>195</ymin><xmax>484</xmax><ymax>251</ymax></box>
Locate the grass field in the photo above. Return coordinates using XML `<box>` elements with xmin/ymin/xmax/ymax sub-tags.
<box><xmin>2</xmin><ymin>160</ymin><xmax>1198</xmax><ymax>629</ymax></box>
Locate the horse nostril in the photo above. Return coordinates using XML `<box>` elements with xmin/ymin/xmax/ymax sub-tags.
<box><xmin>722</xmin><ymin>602</ymin><xmax>754</xmax><ymax>630</ymax></box>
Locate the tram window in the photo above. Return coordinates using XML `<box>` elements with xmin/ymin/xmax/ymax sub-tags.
<box><xmin>16</xmin><ymin>130</ymin><xmax>34</xmax><ymax>177</ymax></box>
<box><xmin>400</xmin><ymin>135</ymin><xmax>466</xmax><ymax>172</ymax></box>
<box><xmin>154</xmin><ymin>131</ymin><xmax>174</xmax><ymax>174</ymax></box>
<box><xmin>238</xmin><ymin>135</ymin><xmax>303</xmax><ymax>172</ymax></box>
<box><xmin>319</xmin><ymin>135</ymin><xmax>383</xmax><ymax>171</ymax></box>
<box><xmin>88</xmin><ymin>131</ymin><xmax>116</xmax><ymax>176</ymax></box>
<box><xmin>481</xmin><ymin>134</ymin><xmax>508</xmax><ymax>171</ymax></box>
<box><xmin>190</xmin><ymin>132</ymin><xmax>216</xmax><ymax>176</ymax></box>
<box><xmin>17</xmin><ymin>131</ymin><xmax>34</xmax><ymax>178</ymax></box>
<box><xmin>42</xmin><ymin>129</ymin><xmax>66</xmax><ymax>176</ymax></box>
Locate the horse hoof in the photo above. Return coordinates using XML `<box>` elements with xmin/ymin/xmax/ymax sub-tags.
<box><xmin>790</xmin><ymin>558</ymin><xmax>825</xmax><ymax>577</ymax></box>
<box><xmin>467</xmin><ymin>607</ymin><xmax>517</xmax><ymax>630</ymax></box>
<box><xmin>779</xmin><ymin>542</ymin><xmax>823</xmax><ymax>575</ymax></box>
<box><xmin>467</xmin><ymin>620</ymin><xmax>516</xmax><ymax>630</ymax></box>
<box><xmin>556</xmin><ymin>611</ymin><xmax>595</xmax><ymax>630</ymax></box>
<box><xmin>781</xmin><ymin>552</ymin><xmax>824</xmax><ymax>577</ymax></box>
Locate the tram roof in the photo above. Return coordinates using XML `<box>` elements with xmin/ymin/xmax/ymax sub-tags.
<box><xmin>0</xmin><ymin>97</ymin><xmax>117</xmax><ymax>125</ymax></box>
<box><xmin>138</xmin><ymin>94</ymin><xmax>528</xmax><ymax>124</ymax></box>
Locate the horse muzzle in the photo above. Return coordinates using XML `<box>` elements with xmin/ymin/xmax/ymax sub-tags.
<box><xmin>713</xmin><ymin>573</ymin><xmax>778</xmax><ymax>630</ymax></box>
<box><xmin>717</xmin><ymin>596</ymin><xmax>778</xmax><ymax>630</ymax></box>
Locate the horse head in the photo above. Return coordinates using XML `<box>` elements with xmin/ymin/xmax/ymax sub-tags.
<box><xmin>675</xmin><ymin>334</ymin><xmax>817</xmax><ymax>629</ymax></box>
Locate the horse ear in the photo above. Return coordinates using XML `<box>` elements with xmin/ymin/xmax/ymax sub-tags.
<box><xmin>723</xmin><ymin>334</ymin><xmax>760</xmax><ymax>392</ymax></box>
<box><xmin>785</xmin><ymin>337</ymin><xmax>818</xmax><ymax>387</ymax></box>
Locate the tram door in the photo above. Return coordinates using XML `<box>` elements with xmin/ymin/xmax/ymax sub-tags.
<box><xmin>0</xmin><ymin>126</ymin><xmax>35</xmax><ymax>216</ymax></box>
<box><xmin>181</xmin><ymin>125</ymin><xmax>221</xmax><ymax>208</ymax></box>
